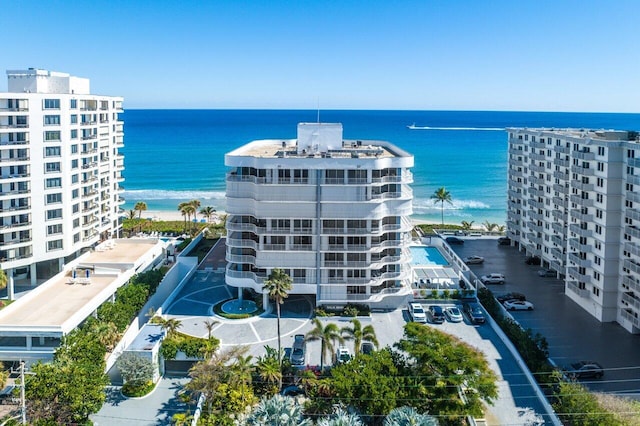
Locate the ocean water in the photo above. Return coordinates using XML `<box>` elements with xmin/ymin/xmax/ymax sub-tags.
<box><xmin>121</xmin><ymin>110</ymin><xmax>640</xmax><ymax>225</ymax></box>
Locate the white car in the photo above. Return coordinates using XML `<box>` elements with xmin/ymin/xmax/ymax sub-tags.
<box><xmin>444</xmin><ymin>306</ymin><xmax>463</xmax><ymax>322</ymax></box>
<box><xmin>503</xmin><ymin>300</ymin><xmax>534</xmax><ymax>311</ymax></box>
<box><xmin>408</xmin><ymin>303</ymin><xmax>427</xmax><ymax>323</ymax></box>
<box><xmin>537</xmin><ymin>269</ymin><xmax>556</xmax><ymax>277</ymax></box>
<box><xmin>480</xmin><ymin>273</ymin><xmax>505</xmax><ymax>284</ymax></box>
<box><xmin>464</xmin><ymin>255</ymin><xmax>485</xmax><ymax>264</ymax></box>
<box><xmin>335</xmin><ymin>346</ymin><xmax>352</xmax><ymax>364</ymax></box>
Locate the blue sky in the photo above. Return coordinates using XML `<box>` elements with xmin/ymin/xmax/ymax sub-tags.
<box><xmin>1</xmin><ymin>0</ymin><xmax>638</xmax><ymax>111</ymax></box>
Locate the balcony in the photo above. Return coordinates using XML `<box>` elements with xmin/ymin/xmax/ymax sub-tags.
<box><xmin>510</xmin><ymin>158</ymin><xmax>524</xmax><ymax>167</ymax></box>
<box><xmin>550</xmin><ymin>247</ymin><xmax>564</xmax><ymax>260</ymax></box>
<box><xmin>625</xmin><ymin>225</ymin><xmax>640</xmax><ymax>239</ymax></box>
<box><xmin>625</xmin><ymin>208</ymin><xmax>640</xmax><ymax>223</ymax></box>
<box><xmin>552</xmin><ymin>209</ymin><xmax>566</xmax><ymax>221</ymax></box>
<box><xmin>554</xmin><ymin>158</ymin><xmax>570</xmax><ymax>167</ymax></box>
<box><xmin>622</xmin><ymin>275</ymin><xmax>640</xmax><ymax>294</ymax></box>
<box><xmin>552</xmin><ymin>222</ymin><xmax>566</xmax><ymax>234</ymax></box>
<box><xmin>573</xmin><ymin>151</ymin><xmax>595</xmax><ymax>161</ymax></box>
<box><xmin>620</xmin><ymin>309</ymin><xmax>640</xmax><ymax>328</ymax></box>
<box><xmin>553</xmin><ymin>184</ymin><xmax>568</xmax><ymax>194</ymax></box>
<box><xmin>530</xmin><ymin>152</ymin><xmax>545</xmax><ymax>161</ymax></box>
<box><xmin>552</xmin><ymin>196</ymin><xmax>567</xmax><ymax>208</ymax></box>
<box><xmin>567</xmin><ymin>267</ymin><xmax>591</xmax><ymax>283</ymax></box>
<box><xmin>571</xmin><ymin>180</ymin><xmax>594</xmax><ymax>192</ymax></box>
<box><xmin>623</xmin><ymin>258</ymin><xmax>640</xmax><ymax>276</ymax></box>
<box><xmin>569</xmin><ymin>238</ymin><xmax>590</xmax><ymax>252</ymax></box>
<box><xmin>569</xmin><ymin>223</ymin><xmax>592</xmax><ymax>238</ymax></box>
<box><xmin>567</xmin><ymin>280</ymin><xmax>590</xmax><ymax>298</ymax></box>
<box><xmin>568</xmin><ymin>253</ymin><xmax>591</xmax><ymax>268</ymax></box>
<box><xmin>570</xmin><ymin>210</ymin><xmax>594</xmax><ymax>222</ymax></box>
<box><xmin>530</xmin><ymin>176</ymin><xmax>545</xmax><ymax>185</ymax></box>
<box><xmin>554</xmin><ymin>145</ymin><xmax>570</xmax><ymax>154</ymax></box>
<box><xmin>621</xmin><ymin>292</ymin><xmax>640</xmax><ymax>312</ymax></box>
<box><xmin>529</xmin><ymin>188</ymin><xmax>544</xmax><ymax>197</ymax></box>
<box><xmin>570</xmin><ymin>194</ymin><xmax>594</xmax><ymax>207</ymax></box>
<box><xmin>530</xmin><ymin>164</ymin><xmax>546</xmax><ymax>173</ymax></box>
<box><xmin>554</xmin><ymin>170</ymin><xmax>568</xmax><ymax>180</ymax></box>
<box><xmin>0</xmin><ymin>156</ymin><xmax>29</xmax><ymax>163</ymax></box>
<box><xmin>0</xmin><ymin>204</ymin><xmax>30</xmax><ymax>213</ymax></box>
<box><xmin>571</xmin><ymin>165</ymin><xmax>595</xmax><ymax>176</ymax></box>
<box><xmin>551</xmin><ymin>235</ymin><xmax>564</xmax><ymax>247</ymax></box>
<box><xmin>624</xmin><ymin>241</ymin><xmax>640</xmax><ymax>258</ymax></box>
<box><xmin>626</xmin><ymin>174</ymin><xmax>640</xmax><ymax>186</ymax></box>
<box><xmin>627</xmin><ymin>190</ymin><xmax>640</xmax><ymax>204</ymax></box>
<box><xmin>509</xmin><ymin>169</ymin><xmax>524</xmax><ymax>178</ymax></box>
<box><xmin>627</xmin><ymin>157</ymin><xmax>640</xmax><ymax>168</ymax></box>
<box><xmin>0</xmin><ymin>173</ymin><xmax>29</xmax><ymax>180</ymax></box>
<box><xmin>0</xmin><ymin>220</ymin><xmax>31</xmax><ymax>230</ymax></box>
<box><xmin>82</xmin><ymin>190</ymin><xmax>98</xmax><ymax>199</ymax></box>
<box><xmin>531</xmin><ymin>140</ymin><xmax>546</xmax><ymax>149</ymax></box>
<box><xmin>528</xmin><ymin>210</ymin><xmax>544</xmax><ymax>221</ymax></box>
<box><xmin>528</xmin><ymin>199</ymin><xmax>544</xmax><ymax>209</ymax></box>
<box><xmin>508</xmin><ymin>147</ymin><xmax>524</xmax><ymax>155</ymax></box>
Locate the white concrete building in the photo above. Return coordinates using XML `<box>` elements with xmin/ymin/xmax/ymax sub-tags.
<box><xmin>0</xmin><ymin>69</ymin><xmax>125</xmax><ymax>298</ymax></box>
<box><xmin>225</xmin><ymin>123</ymin><xmax>414</xmax><ymax>309</ymax></box>
<box><xmin>506</xmin><ymin>128</ymin><xmax>640</xmax><ymax>333</ymax></box>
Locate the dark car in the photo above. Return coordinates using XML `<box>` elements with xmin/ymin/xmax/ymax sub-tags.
<box><xmin>361</xmin><ymin>341</ymin><xmax>375</xmax><ymax>355</ymax></box>
<box><xmin>498</xmin><ymin>237</ymin><xmax>511</xmax><ymax>245</ymax></box>
<box><xmin>427</xmin><ymin>305</ymin><xmax>445</xmax><ymax>324</ymax></box>
<box><xmin>290</xmin><ymin>334</ymin><xmax>306</xmax><ymax>366</ymax></box>
<box><xmin>445</xmin><ymin>236</ymin><xmax>464</xmax><ymax>245</ymax></box>
<box><xmin>525</xmin><ymin>255</ymin><xmax>541</xmax><ymax>265</ymax></box>
<box><xmin>564</xmin><ymin>361</ymin><xmax>604</xmax><ymax>379</ymax></box>
<box><xmin>496</xmin><ymin>292</ymin><xmax>526</xmax><ymax>304</ymax></box>
<box><xmin>463</xmin><ymin>302</ymin><xmax>486</xmax><ymax>324</ymax></box>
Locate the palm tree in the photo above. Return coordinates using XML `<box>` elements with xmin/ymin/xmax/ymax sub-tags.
<box><xmin>384</xmin><ymin>406</ymin><xmax>439</xmax><ymax>426</ymax></box>
<box><xmin>317</xmin><ymin>408</ymin><xmax>364</xmax><ymax>426</ymax></box>
<box><xmin>0</xmin><ymin>269</ymin><xmax>6</xmax><ymax>291</ymax></box>
<box><xmin>255</xmin><ymin>350</ymin><xmax>282</xmax><ymax>395</ymax></box>
<box><xmin>200</xmin><ymin>206</ymin><xmax>216</xmax><ymax>222</ymax></box>
<box><xmin>483</xmin><ymin>220</ymin><xmax>498</xmax><ymax>233</ymax></box>
<box><xmin>341</xmin><ymin>318</ymin><xmax>378</xmax><ymax>356</ymax></box>
<box><xmin>133</xmin><ymin>201</ymin><xmax>147</xmax><ymax>219</ymax></box>
<box><xmin>460</xmin><ymin>220</ymin><xmax>475</xmax><ymax>231</ymax></box>
<box><xmin>431</xmin><ymin>187</ymin><xmax>452</xmax><ymax>225</ymax></box>
<box><xmin>262</xmin><ymin>268</ymin><xmax>292</xmax><ymax>390</ymax></box>
<box><xmin>127</xmin><ymin>209</ymin><xmax>137</xmax><ymax>219</ymax></box>
<box><xmin>189</xmin><ymin>199</ymin><xmax>201</xmax><ymax>213</ymax></box>
<box><xmin>178</xmin><ymin>202</ymin><xmax>196</xmax><ymax>231</ymax></box>
<box><xmin>242</xmin><ymin>394</ymin><xmax>312</xmax><ymax>426</ymax></box>
<box><xmin>306</xmin><ymin>318</ymin><xmax>344</xmax><ymax>370</ymax></box>
<box><xmin>203</xmin><ymin>319</ymin><xmax>218</xmax><ymax>340</ymax></box>
<box><xmin>87</xmin><ymin>320</ymin><xmax>120</xmax><ymax>352</ymax></box>
<box><xmin>152</xmin><ymin>316</ymin><xmax>182</xmax><ymax>336</ymax></box>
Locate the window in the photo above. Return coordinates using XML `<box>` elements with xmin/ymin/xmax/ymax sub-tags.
<box><xmin>70</xmin><ymin>115</ymin><xmax>78</xmax><ymax>124</ymax></box>
<box><xmin>70</xmin><ymin>129</ymin><xmax>78</xmax><ymax>139</ymax></box>
<box><xmin>44</xmin><ymin>146</ymin><xmax>60</xmax><ymax>157</ymax></box>
<box><xmin>73</xmin><ymin>233</ymin><xmax>80</xmax><ymax>243</ymax></box>
<box><xmin>71</xmin><ymin>144</ymin><xmax>78</xmax><ymax>154</ymax></box>
<box><xmin>595</xmin><ymin>224</ymin><xmax>602</xmax><ymax>235</ymax></box>
<box><xmin>596</xmin><ymin>193</ymin><xmax>603</xmax><ymax>203</ymax></box>
<box><xmin>71</xmin><ymin>174</ymin><xmax>78</xmax><ymax>184</ymax></box>
<box><xmin>73</xmin><ymin>218</ymin><xmax>80</xmax><ymax>228</ymax></box>
<box><xmin>72</xmin><ymin>204</ymin><xmax>79</xmax><ymax>214</ymax></box>
<box><xmin>45</xmin><ymin>178</ymin><xmax>61</xmax><ymax>188</ymax></box>
<box><xmin>43</xmin><ymin>99</ymin><xmax>60</xmax><ymax>109</ymax></box>
<box><xmin>597</xmin><ymin>162</ymin><xmax>604</xmax><ymax>172</ymax></box>
<box><xmin>70</xmin><ymin>99</ymin><xmax>77</xmax><ymax>109</ymax></box>
<box><xmin>71</xmin><ymin>159</ymin><xmax>78</xmax><ymax>169</ymax></box>
<box><xmin>46</xmin><ymin>209</ymin><xmax>62</xmax><ymax>220</ymax></box>
<box><xmin>44</xmin><ymin>115</ymin><xmax>60</xmax><ymax>125</ymax></box>
<box><xmin>598</xmin><ymin>146</ymin><xmax>605</xmax><ymax>156</ymax></box>
<box><xmin>47</xmin><ymin>239</ymin><xmax>63</xmax><ymax>251</ymax></box>
<box><xmin>44</xmin><ymin>131</ymin><xmax>61</xmax><ymax>141</ymax></box>
<box><xmin>46</xmin><ymin>193</ymin><xmax>62</xmax><ymax>204</ymax></box>
<box><xmin>72</xmin><ymin>189</ymin><xmax>79</xmax><ymax>199</ymax></box>
<box><xmin>597</xmin><ymin>178</ymin><xmax>603</xmax><ymax>187</ymax></box>
<box><xmin>596</xmin><ymin>209</ymin><xmax>603</xmax><ymax>219</ymax></box>
<box><xmin>45</xmin><ymin>162</ymin><xmax>60</xmax><ymax>173</ymax></box>
<box><xmin>593</xmin><ymin>286</ymin><xmax>600</xmax><ymax>296</ymax></box>
<box><xmin>47</xmin><ymin>224</ymin><xmax>63</xmax><ymax>235</ymax></box>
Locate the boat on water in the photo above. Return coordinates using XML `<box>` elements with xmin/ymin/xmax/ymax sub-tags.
<box><xmin>407</xmin><ymin>123</ymin><xmax>431</xmax><ymax>130</ymax></box>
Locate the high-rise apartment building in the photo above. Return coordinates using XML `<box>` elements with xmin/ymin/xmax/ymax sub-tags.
<box><xmin>506</xmin><ymin>128</ymin><xmax>640</xmax><ymax>333</ymax></box>
<box><xmin>0</xmin><ymin>69</ymin><xmax>125</xmax><ymax>297</ymax></box>
<box><xmin>225</xmin><ymin>123</ymin><xmax>414</xmax><ymax>309</ymax></box>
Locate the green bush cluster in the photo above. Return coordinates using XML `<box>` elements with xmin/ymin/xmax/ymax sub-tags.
<box><xmin>315</xmin><ymin>304</ymin><xmax>371</xmax><ymax>317</ymax></box>
<box><xmin>121</xmin><ymin>218</ymin><xmax>225</xmax><ymax>238</ymax></box>
<box><xmin>122</xmin><ymin>380</ymin><xmax>155</xmax><ymax>397</ymax></box>
<box><xmin>161</xmin><ymin>332</ymin><xmax>219</xmax><ymax>359</ymax></box>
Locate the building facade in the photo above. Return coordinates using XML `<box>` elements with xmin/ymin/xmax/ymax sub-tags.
<box><xmin>225</xmin><ymin>123</ymin><xmax>414</xmax><ymax>309</ymax></box>
<box><xmin>506</xmin><ymin>128</ymin><xmax>640</xmax><ymax>333</ymax></box>
<box><xmin>0</xmin><ymin>69</ymin><xmax>125</xmax><ymax>297</ymax></box>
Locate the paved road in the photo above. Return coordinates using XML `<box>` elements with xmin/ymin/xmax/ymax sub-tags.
<box><xmin>452</xmin><ymin>237</ymin><xmax>640</xmax><ymax>394</ymax></box>
<box><xmin>92</xmin><ymin>377</ymin><xmax>190</xmax><ymax>426</ymax></box>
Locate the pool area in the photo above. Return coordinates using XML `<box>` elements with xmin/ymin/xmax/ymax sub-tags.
<box><xmin>410</xmin><ymin>246</ymin><xmax>450</xmax><ymax>266</ymax></box>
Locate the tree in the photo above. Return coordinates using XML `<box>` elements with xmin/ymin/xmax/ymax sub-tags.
<box><xmin>553</xmin><ymin>375</ymin><xmax>621</xmax><ymax>426</ymax></box>
<box><xmin>117</xmin><ymin>352</ymin><xmax>155</xmax><ymax>387</ymax></box>
<box><xmin>134</xmin><ymin>201</ymin><xmax>148</xmax><ymax>219</ymax></box>
<box><xmin>255</xmin><ymin>346</ymin><xmax>283</xmax><ymax>396</ymax></box>
<box><xmin>200</xmin><ymin>206</ymin><xmax>216</xmax><ymax>222</ymax></box>
<box><xmin>395</xmin><ymin>322</ymin><xmax>498</xmax><ymax>420</ymax></box>
<box><xmin>483</xmin><ymin>220</ymin><xmax>498</xmax><ymax>232</ymax></box>
<box><xmin>262</xmin><ymin>268</ymin><xmax>292</xmax><ymax>390</ymax></box>
<box><xmin>152</xmin><ymin>316</ymin><xmax>182</xmax><ymax>336</ymax></box>
<box><xmin>306</xmin><ymin>318</ymin><xmax>344</xmax><ymax>370</ymax></box>
<box><xmin>430</xmin><ymin>187</ymin><xmax>452</xmax><ymax>225</ymax></box>
<box><xmin>341</xmin><ymin>318</ymin><xmax>378</xmax><ymax>355</ymax></box>
<box><xmin>460</xmin><ymin>220</ymin><xmax>474</xmax><ymax>231</ymax></box>
<box><xmin>85</xmin><ymin>318</ymin><xmax>121</xmax><ymax>351</ymax></box>
<box><xmin>384</xmin><ymin>407</ymin><xmax>439</xmax><ymax>426</ymax></box>
<box><xmin>0</xmin><ymin>268</ymin><xmax>6</xmax><ymax>291</ymax></box>
<box><xmin>203</xmin><ymin>318</ymin><xmax>219</xmax><ymax>340</ymax></box>
<box><xmin>240</xmin><ymin>394</ymin><xmax>312</xmax><ymax>426</ymax></box>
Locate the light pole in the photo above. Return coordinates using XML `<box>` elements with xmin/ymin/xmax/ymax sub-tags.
<box><xmin>20</xmin><ymin>360</ymin><xmax>25</xmax><ymax>425</ymax></box>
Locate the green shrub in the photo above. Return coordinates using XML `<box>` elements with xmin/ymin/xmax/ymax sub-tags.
<box><xmin>161</xmin><ymin>332</ymin><xmax>220</xmax><ymax>360</ymax></box>
<box><xmin>314</xmin><ymin>308</ymin><xmax>333</xmax><ymax>317</ymax></box>
<box><xmin>122</xmin><ymin>380</ymin><xmax>155</xmax><ymax>398</ymax></box>
<box><xmin>342</xmin><ymin>306</ymin><xmax>359</xmax><ymax>317</ymax></box>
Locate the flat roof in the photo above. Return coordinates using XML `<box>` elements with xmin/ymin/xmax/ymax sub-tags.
<box><xmin>127</xmin><ymin>323</ymin><xmax>163</xmax><ymax>352</ymax></box>
<box><xmin>238</xmin><ymin>139</ymin><xmax>396</xmax><ymax>159</ymax></box>
<box><xmin>507</xmin><ymin>127</ymin><xmax>638</xmax><ymax>142</ymax></box>
<box><xmin>0</xmin><ymin>239</ymin><xmax>162</xmax><ymax>333</ymax></box>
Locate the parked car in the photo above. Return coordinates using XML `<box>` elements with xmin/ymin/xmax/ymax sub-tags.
<box><xmin>335</xmin><ymin>346</ymin><xmax>352</xmax><ymax>364</ymax></box>
<box><xmin>503</xmin><ymin>300</ymin><xmax>535</xmax><ymax>311</ymax></box>
<box><xmin>480</xmin><ymin>273</ymin><xmax>505</xmax><ymax>284</ymax></box>
<box><xmin>463</xmin><ymin>302</ymin><xmax>486</xmax><ymax>324</ymax></box>
<box><xmin>281</xmin><ymin>385</ymin><xmax>305</xmax><ymax>397</ymax></box>
<box><xmin>427</xmin><ymin>305</ymin><xmax>445</xmax><ymax>324</ymax></box>
<box><xmin>525</xmin><ymin>256</ymin><xmax>542</xmax><ymax>265</ymax></box>
<box><xmin>445</xmin><ymin>236</ymin><xmax>464</xmax><ymax>245</ymax></box>
<box><xmin>361</xmin><ymin>341</ymin><xmax>375</xmax><ymax>355</ymax></box>
<box><xmin>290</xmin><ymin>334</ymin><xmax>306</xmax><ymax>366</ymax></box>
<box><xmin>464</xmin><ymin>255</ymin><xmax>485</xmax><ymax>264</ymax></box>
<box><xmin>538</xmin><ymin>268</ymin><xmax>556</xmax><ymax>277</ymax></box>
<box><xmin>444</xmin><ymin>306</ymin><xmax>463</xmax><ymax>322</ymax></box>
<box><xmin>496</xmin><ymin>292</ymin><xmax>526</xmax><ymax>304</ymax></box>
<box><xmin>563</xmin><ymin>361</ymin><xmax>604</xmax><ymax>379</ymax></box>
<box><xmin>408</xmin><ymin>302</ymin><xmax>427</xmax><ymax>323</ymax></box>
<box><xmin>498</xmin><ymin>237</ymin><xmax>511</xmax><ymax>245</ymax></box>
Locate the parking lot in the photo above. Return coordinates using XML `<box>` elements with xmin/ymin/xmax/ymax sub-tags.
<box><xmin>452</xmin><ymin>238</ymin><xmax>640</xmax><ymax>394</ymax></box>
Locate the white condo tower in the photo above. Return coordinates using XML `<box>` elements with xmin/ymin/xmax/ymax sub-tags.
<box><xmin>0</xmin><ymin>69</ymin><xmax>125</xmax><ymax>297</ymax></box>
<box><xmin>225</xmin><ymin>123</ymin><xmax>414</xmax><ymax>309</ymax></box>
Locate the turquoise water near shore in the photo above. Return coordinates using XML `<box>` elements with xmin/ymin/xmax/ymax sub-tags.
<box><xmin>121</xmin><ymin>110</ymin><xmax>640</xmax><ymax>225</ymax></box>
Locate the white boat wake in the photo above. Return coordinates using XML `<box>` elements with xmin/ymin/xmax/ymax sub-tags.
<box><xmin>408</xmin><ymin>124</ymin><xmax>504</xmax><ymax>131</ymax></box>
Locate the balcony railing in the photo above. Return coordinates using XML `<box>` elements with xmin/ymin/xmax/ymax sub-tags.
<box><xmin>571</xmin><ymin>165</ymin><xmax>595</xmax><ymax>176</ymax></box>
<box><xmin>567</xmin><ymin>280</ymin><xmax>590</xmax><ymax>298</ymax></box>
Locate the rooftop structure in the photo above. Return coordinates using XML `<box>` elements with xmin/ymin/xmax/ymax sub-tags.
<box><xmin>506</xmin><ymin>127</ymin><xmax>640</xmax><ymax>333</ymax></box>
<box><xmin>0</xmin><ymin>238</ymin><xmax>164</xmax><ymax>363</ymax></box>
<box><xmin>0</xmin><ymin>69</ymin><xmax>125</xmax><ymax>298</ymax></box>
<box><xmin>225</xmin><ymin>123</ymin><xmax>414</xmax><ymax>309</ymax></box>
